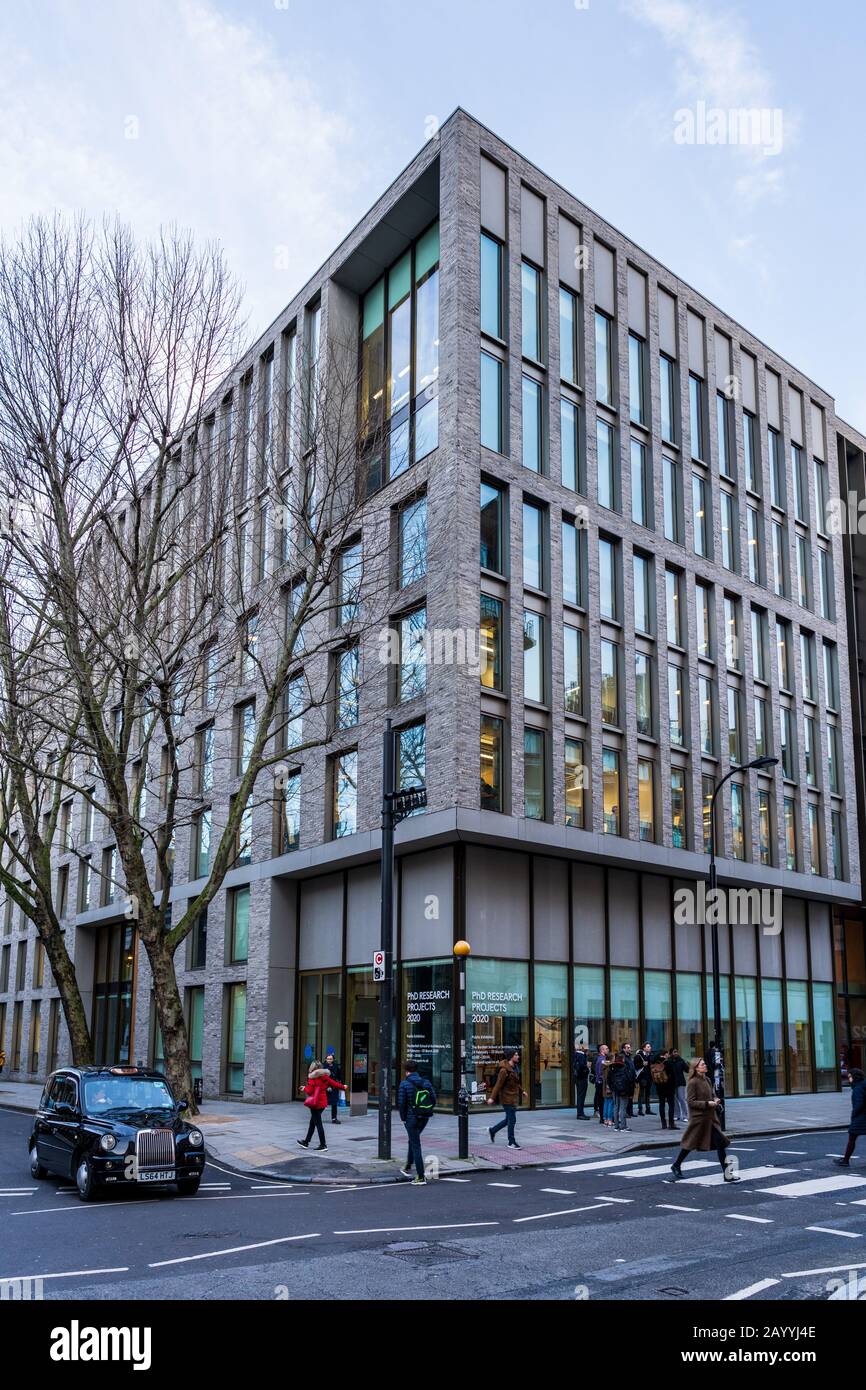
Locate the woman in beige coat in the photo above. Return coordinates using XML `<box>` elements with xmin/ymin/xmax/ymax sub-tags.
<box><xmin>669</xmin><ymin>1058</ymin><xmax>739</xmax><ymax>1182</ymax></box>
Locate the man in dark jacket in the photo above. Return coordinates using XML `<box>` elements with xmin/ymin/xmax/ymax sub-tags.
<box><xmin>593</xmin><ymin>1044</ymin><xmax>609</xmax><ymax>1122</ymax></box>
<box><xmin>398</xmin><ymin>1063</ymin><xmax>437</xmax><ymax>1184</ymax></box>
<box><xmin>635</xmin><ymin>1042</ymin><xmax>654</xmax><ymax>1115</ymax></box>
<box><xmin>835</xmin><ymin>1066</ymin><xmax>866</xmax><ymax>1167</ymax></box>
<box><xmin>609</xmin><ymin>1052</ymin><xmax>635</xmax><ymax>1132</ymax></box>
<box><xmin>573</xmin><ymin>1044</ymin><xmax>590</xmax><ymax>1119</ymax></box>
<box><xmin>668</xmin><ymin>1047</ymin><xmax>689</xmax><ymax>1123</ymax></box>
<box><xmin>324</xmin><ymin>1050</ymin><xmax>344</xmax><ymax>1124</ymax></box>
<box><xmin>622</xmin><ymin>1042</ymin><xmax>638</xmax><ymax>1118</ymax></box>
<box><xmin>486</xmin><ymin>1050</ymin><xmax>528</xmax><ymax>1148</ymax></box>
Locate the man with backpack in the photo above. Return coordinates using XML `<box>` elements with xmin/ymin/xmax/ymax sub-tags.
<box><xmin>398</xmin><ymin>1062</ymin><xmax>437</xmax><ymax>1184</ymax></box>
<box><xmin>573</xmin><ymin>1042</ymin><xmax>590</xmax><ymax>1119</ymax></box>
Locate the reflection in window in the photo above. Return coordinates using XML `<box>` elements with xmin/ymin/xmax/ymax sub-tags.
<box><xmin>522</xmin><ymin>376</ymin><xmax>543</xmax><ymax>472</ymax></box>
<box><xmin>597</xmin><ymin>419</ymin><xmax>616</xmax><ymax>511</ymax></box>
<box><xmin>602</xmin><ymin>747</ymin><xmax>621</xmax><ymax>835</ymax></box>
<box><xmin>480</xmin><ymin>481</ymin><xmax>505</xmax><ymax>573</ymax></box>
<box><xmin>521</xmin><ymin>261</ymin><xmax>543</xmax><ymax>361</ymax></box>
<box><xmin>601</xmin><ymin>639</ymin><xmax>619</xmax><ymax>724</ymax></box>
<box><xmin>480</xmin><ymin>716</ymin><xmax>504</xmax><ymax>812</ymax></box>
<box><xmin>638</xmin><ymin>759</ymin><xmax>655</xmax><ymax>842</ymax></box>
<box><xmin>731</xmin><ymin>781</ymin><xmax>745</xmax><ymax>860</ymax></box>
<box><xmin>523</xmin><ymin>501</ymin><xmax>544</xmax><ymax>589</ymax></box>
<box><xmin>480</xmin><ymin>596</ymin><xmax>503</xmax><ymax>691</ymax></box>
<box><xmin>595</xmin><ymin>311</ymin><xmax>612</xmax><ymax>406</ymax></box>
<box><xmin>559</xmin><ymin>286</ymin><xmax>578</xmax><ymax>384</ymax></box>
<box><xmin>635</xmin><ymin>652</ymin><xmax>652</xmax><ymax>735</ymax></box>
<box><xmin>671</xmin><ymin>768</ymin><xmax>686</xmax><ymax>849</ymax></box>
<box><xmin>565</xmin><ymin>738</ymin><xmax>585</xmax><ymax>828</ymax></box>
<box><xmin>524</xmin><ymin>728</ymin><xmax>546</xmax><ymax>820</ymax></box>
<box><xmin>399</xmin><ymin>609</ymin><xmax>427</xmax><ymax>701</ymax></box>
<box><xmin>523</xmin><ymin>611</ymin><xmax>545</xmax><ymax>703</ymax></box>
<box><xmin>399</xmin><ymin>495</ymin><xmax>427</xmax><ymax>587</ymax></box>
<box><xmin>660</xmin><ymin>355</ymin><xmax>676</xmax><ymax>444</ymax></box>
<box><xmin>480</xmin><ymin>351</ymin><xmax>504</xmax><ymax>453</ymax></box>
<box><xmin>480</xmin><ymin>234</ymin><xmax>503</xmax><ymax>338</ymax></box>
<box><xmin>333</xmin><ymin>751</ymin><xmax>358</xmax><ymax>838</ymax></box>
<box><xmin>564</xmin><ymin>626</ymin><xmax>583</xmax><ymax>714</ymax></box>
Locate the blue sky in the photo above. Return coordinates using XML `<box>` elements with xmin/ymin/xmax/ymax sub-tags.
<box><xmin>2</xmin><ymin>0</ymin><xmax>864</xmax><ymax>424</ymax></box>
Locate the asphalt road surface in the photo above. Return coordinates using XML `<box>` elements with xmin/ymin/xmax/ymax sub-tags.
<box><xmin>2</xmin><ymin>1105</ymin><xmax>864</xmax><ymax>1302</ymax></box>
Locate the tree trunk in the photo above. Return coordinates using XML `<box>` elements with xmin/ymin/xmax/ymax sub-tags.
<box><xmin>145</xmin><ymin>923</ymin><xmax>197</xmax><ymax>1114</ymax></box>
<box><xmin>39</xmin><ymin>916</ymin><xmax>93</xmax><ymax>1067</ymax></box>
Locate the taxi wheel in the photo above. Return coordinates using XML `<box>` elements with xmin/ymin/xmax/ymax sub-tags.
<box><xmin>29</xmin><ymin>1145</ymin><xmax>48</xmax><ymax>1179</ymax></box>
<box><xmin>75</xmin><ymin>1154</ymin><xmax>98</xmax><ymax>1202</ymax></box>
<box><xmin>176</xmin><ymin>1176</ymin><xmax>201</xmax><ymax>1197</ymax></box>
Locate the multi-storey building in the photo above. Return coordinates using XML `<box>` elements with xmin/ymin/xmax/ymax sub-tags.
<box><xmin>2</xmin><ymin>109</ymin><xmax>864</xmax><ymax>1106</ymax></box>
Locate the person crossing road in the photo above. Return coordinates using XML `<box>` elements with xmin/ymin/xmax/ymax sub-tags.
<box><xmin>670</xmin><ymin>1058</ymin><xmax>738</xmax><ymax>1182</ymax></box>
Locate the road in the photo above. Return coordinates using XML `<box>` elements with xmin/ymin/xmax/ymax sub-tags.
<box><xmin>2</xmin><ymin>1105</ymin><xmax>864</xmax><ymax>1301</ymax></box>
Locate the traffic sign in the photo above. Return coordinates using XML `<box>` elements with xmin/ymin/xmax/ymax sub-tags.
<box><xmin>373</xmin><ymin>950</ymin><xmax>385</xmax><ymax>982</ymax></box>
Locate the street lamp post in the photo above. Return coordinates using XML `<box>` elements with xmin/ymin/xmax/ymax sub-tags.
<box><xmin>454</xmin><ymin>939</ymin><xmax>471</xmax><ymax>1159</ymax></box>
<box><xmin>707</xmin><ymin>755</ymin><xmax>778</xmax><ymax>1129</ymax></box>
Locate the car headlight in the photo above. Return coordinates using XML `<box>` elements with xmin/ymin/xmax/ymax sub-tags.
<box><xmin>99</xmin><ymin>1134</ymin><xmax>117</xmax><ymax>1152</ymax></box>
<box><xmin>187</xmin><ymin>1129</ymin><xmax>204</xmax><ymax>1148</ymax></box>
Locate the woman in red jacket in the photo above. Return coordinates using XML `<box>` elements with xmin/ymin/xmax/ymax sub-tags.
<box><xmin>297</xmin><ymin>1061</ymin><xmax>346</xmax><ymax>1152</ymax></box>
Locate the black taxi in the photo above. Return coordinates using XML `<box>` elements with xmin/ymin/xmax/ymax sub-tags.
<box><xmin>29</xmin><ymin>1065</ymin><xmax>206</xmax><ymax>1201</ymax></box>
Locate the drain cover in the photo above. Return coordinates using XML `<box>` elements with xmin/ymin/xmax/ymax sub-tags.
<box><xmin>657</xmin><ymin>1286</ymin><xmax>690</xmax><ymax>1297</ymax></box>
<box><xmin>383</xmin><ymin>1241</ymin><xmax>478</xmax><ymax>1265</ymax></box>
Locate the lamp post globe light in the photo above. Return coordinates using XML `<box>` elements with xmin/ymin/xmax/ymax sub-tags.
<box><xmin>454</xmin><ymin>940</ymin><xmax>471</xmax><ymax>1160</ymax></box>
<box><xmin>706</xmin><ymin>756</ymin><xmax>778</xmax><ymax>1128</ymax></box>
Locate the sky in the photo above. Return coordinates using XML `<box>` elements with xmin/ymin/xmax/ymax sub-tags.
<box><xmin>1</xmin><ymin>0</ymin><xmax>864</xmax><ymax>426</ymax></box>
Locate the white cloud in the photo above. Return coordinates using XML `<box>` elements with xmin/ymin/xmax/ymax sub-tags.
<box><xmin>0</xmin><ymin>0</ymin><xmax>363</xmax><ymax>334</ymax></box>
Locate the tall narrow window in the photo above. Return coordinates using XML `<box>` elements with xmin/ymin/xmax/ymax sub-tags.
<box><xmin>521</xmin><ymin>261</ymin><xmax>543</xmax><ymax>361</ymax></box>
<box><xmin>692</xmin><ymin>473</ymin><xmax>709</xmax><ymax>557</ymax></box>
<box><xmin>813</xmin><ymin>458</ymin><xmax>828</xmax><ymax>535</ymax></box>
<box><xmin>638</xmin><ymin>759</ymin><xmax>655</xmax><ymax>841</ymax></box>
<box><xmin>480</xmin><ymin>716</ymin><xmax>504</xmax><ymax>812</ymax></box>
<box><xmin>560</xmin><ymin>399</ymin><xmax>581</xmax><ymax>491</ymax></box>
<box><xmin>724</xmin><ymin>596</ymin><xmax>741</xmax><ymax>670</ymax></box>
<box><xmin>338</xmin><ymin>541</ymin><xmax>362</xmax><ymax>625</ymax></box>
<box><xmin>751</xmin><ymin>608</ymin><xmax>767</xmax><ymax>682</ymax></box>
<box><xmin>333</xmin><ymin>750</ymin><xmax>358</xmax><ymax>838</ymax></box>
<box><xmin>629</xmin><ymin>333</ymin><xmax>646</xmax><ymax>426</ymax></box>
<box><xmin>792</xmin><ymin>444</ymin><xmax>807</xmax><ymax>523</ymax></box>
<box><xmin>565</xmin><ymin>738</ymin><xmax>585</xmax><ymax>828</ymax></box>
<box><xmin>635</xmin><ymin>652</ymin><xmax>653</xmax><ymax>735</ymax></box>
<box><xmin>480</xmin><ymin>234</ymin><xmax>503</xmax><ymax>338</ymax></box>
<box><xmin>522</xmin><ymin>375</ymin><xmax>543</xmax><ymax>472</ymax></box>
<box><xmin>818</xmin><ymin>547</ymin><xmax>833</xmax><ymax>619</ymax></box>
<box><xmin>336</xmin><ymin>644</ymin><xmax>360</xmax><ymax>729</ymax></box>
<box><xmin>727</xmin><ymin>687</ymin><xmax>742</xmax><ymax>764</ymax></box>
<box><xmin>564</xmin><ymin>626</ymin><xmax>583</xmax><ymax>714</ymax></box>
<box><xmin>731</xmin><ymin>782</ymin><xmax>746</xmax><ymax>860</ymax></box>
<box><xmin>480</xmin><ymin>596</ymin><xmax>503</xmax><ymax>691</ymax></box>
<box><xmin>631</xmin><ymin>438</ymin><xmax>649</xmax><ymax>528</ymax></box>
<box><xmin>398</xmin><ymin>609</ymin><xmax>427</xmax><ymax>702</ymax></box>
<box><xmin>746</xmin><ymin>505</ymin><xmax>762</xmax><ymax>584</ymax></box>
<box><xmin>663</xmin><ymin>456</ymin><xmax>681</xmax><ymax>543</ymax></box>
<box><xmin>807</xmin><ymin>802</ymin><xmax>821</xmax><ymax>874</ymax></box>
<box><xmin>595</xmin><ymin>311</ymin><xmax>612</xmax><ymax>406</ymax></box>
<box><xmin>754</xmin><ymin>695</ymin><xmax>770</xmax><ymax>760</ymax></box>
<box><xmin>523</xmin><ymin>501</ymin><xmax>545</xmax><ymax>589</ymax></box>
<box><xmin>800</xmin><ymin>631</ymin><xmax>817</xmax><ymax>702</ymax></box>
<box><xmin>743</xmin><ymin>412</ymin><xmax>759</xmax><ymax>493</ymax></box>
<box><xmin>399</xmin><ymin>495</ymin><xmax>427</xmax><ymax>587</ymax></box>
<box><xmin>768</xmin><ymin>427</ymin><xmax>783</xmax><ymax>508</ymax></box>
<box><xmin>784</xmin><ymin>797</ymin><xmax>797</xmax><ymax>870</ymax></box>
<box><xmin>696</xmin><ymin>582</ymin><xmax>712</xmax><ymax>658</ymax></box>
<box><xmin>601</xmin><ymin>639</ymin><xmax>619</xmax><ymax>725</ymax></box>
<box><xmin>666</xmin><ymin>569</ymin><xmax>682</xmax><ymax>646</ymax></box>
<box><xmin>599</xmin><ymin>538</ymin><xmax>618</xmax><ymax>621</ymax></box>
<box><xmin>633</xmin><ymin>553</ymin><xmax>653</xmax><ymax>635</ymax></box>
<box><xmin>689</xmin><ymin>375</ymin><xmax>704</xmax><ymax>459</ymax></box>
<box><xmin>796</xmin><ymin>535</ymin><xmax>811</xmax><ymax>609</ymax></box>
<box><xmin>597</xmin><ymin>419</ymin><xmax>616</xmax><ymax>511</ymax></box>
<box><xmin>523</xmin><ymin>611</ymin><xmax>546</xmax><ymax>703</ymax></box>
<box><xmin>803</xmin><ymin>715</ymin><xmax>817</xmax><ymax>787</ymax></box>
<box><xmin>776</xmin><ymin>619</ymin><xmax>791</xmax><ymax>691</ymax></box>
<box><xmin>480</xmin><ymin>481</ymin><xmax>505</xmax><ymax>574</ymax></box>
<box><xmin>524</xmin><ymin>728</ymin><xmax>546</xmax><ymax>820</ymax></box>
<box><xmin>562</xmin><ymin>518</ymin><xmax>581</xmax><ymax>606</ymax></box>
<box><xmin>717</xmin><ymin>392</ymin><xmax>732</xmax><ymax>478</ymax></box>
<box><xmin>772</xmin><ymin>520</ymin><xmax>787</xmax><ymax>597</ymax></box>
<box><xmin>823</xmin><ymin>641</ymin><xmax>839</xmax><ymax>710</ymax></box>
<box><xmin>720</xmin><ymin>491</ymin><xmax>737</xmax><ymax>572</ymax></box>
<box><xmin>699</xmin><ymin>676</ymin><xmax>715</xmax><ymax>755</ymax></box>
<box><xmin>668</xmin><ymin>664</ymin><xmax>684</xmax><ymax>746</ymax></box>
<box><xmin>780</xmin><ymin>705</ymin><xmax>796</xmax><ymax>780</ymax></box>
<box><xmin>671</xmin><ymin>768</ymin><xmax>687</xmax><ymax>849</ymax></box>
<box><xmin>758</xmin><ymin>789</ymin><xmax>772</xmax><ymax>866</ymax></box>
<box><xmin>660</xmin><ymin>355</ymin><xmax>676</xmax><ymax>444</ymax></box>
<box><xmin>559</xmin><ymin>286</ymin><xmax>578</xmax><ymax>384</ymax></box>
<box><xmin>602</xmin><ymin>748</ymin><xmax>621</xmax><ymax>835</ymax></box>
<box><xmin>480</xmin><ymin>351</ymin><xmax>504</xmax><ymax>453</ymax></box>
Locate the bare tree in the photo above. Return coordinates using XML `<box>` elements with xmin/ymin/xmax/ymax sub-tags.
<box><xmin>0</xmin><ymin>214</ymin><xmax>416</xmax><ymax>1107</ymax></box>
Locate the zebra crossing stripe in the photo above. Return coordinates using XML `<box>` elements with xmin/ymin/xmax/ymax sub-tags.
<box><xmin>757</xmin><ymin>1175</ymin><xmax>866</xmax><ymax>1198</ymax></box>
<box><xmin>549</xmin><ymin>1156</ymin><xmax>654</xmax><ymax>1173</ymax></box>
<box><xmin>680</xmin><ymin>1165</ymin><xmax>794</xmax><ymax>1187</ymax></box>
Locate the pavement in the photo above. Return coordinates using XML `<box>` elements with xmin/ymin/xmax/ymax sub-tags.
<box><xmin>0</xmin><ymin>1080</ymin><xmax>851</xmax><ymax>1183</ymax></box>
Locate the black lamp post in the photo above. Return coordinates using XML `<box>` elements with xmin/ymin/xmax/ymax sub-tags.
<box><xmin>707</xmin><ymin>755</ymin><xmax>778</xmax><ymax>1128</ymax></box>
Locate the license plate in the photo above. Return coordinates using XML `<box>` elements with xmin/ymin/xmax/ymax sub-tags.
<box><xmin>138</xmin><ymin>1169</ymin><xmax>175</xmax><ymax>1183</ymax></box>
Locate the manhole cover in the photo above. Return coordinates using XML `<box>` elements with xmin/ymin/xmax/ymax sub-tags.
<box><xmin>657</xmin><ymin>1286</ymin><xmax>690</xmax><ymax>1297</ymax></box>
<box><xmin>383</xmin><ymin>1241</ymin><xmax>478</xmax><ymax>1265</ymax></box>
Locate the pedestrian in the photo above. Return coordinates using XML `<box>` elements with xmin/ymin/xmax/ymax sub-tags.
<box><xmin>670</xmin><ymin>1058</ymin><xmax>738</xmax><ymax>1181</ymax></box>
<box><xmin>593</xmin><ymin>1044</ymin><xmax>610</xmax><ymax>1123</ymax></box>
<box><xmin>297</xmin><ymin>1060</ymin><xmax>346</xmax><ymax>1152</ymax></box>
<box><xmin>324</xmin><ymin>1049</ymin><xmax>345</xmax><ymax>1124</ymax></box>
<box><xmin>609</xmin><ymin>1051</ymin><xmax>635</xmax><ymax>1132</ymax></box>
<box><xmin>622</xmin><ymin>1042</ymin><xmax>637</xmax><ymax>1117</ymax></box>
<box><xmin>635</xmin><ymin>1041</ymin><xmax>655</xmax><ymax>1115</ymax></box>
<box><xmin>573</xmin><ymin>1041</ymin><xmax>590</xmax><ymax>1120</ymax></box>
<box><xmin>487</xmin><ymin>1049</ymin><xmax>528</xmax><ymax>1149</ymax></box>
<box><xmin>398</xmin><ymin>1062</ymin><xmax>437</xmax><ymax>1184</ymax></box>
<box><xmin>834</xmin><ymin>1067</ymin><xmax>866</xmax><ymax>1168</ymax></box>
<box><xmin>668</xmin><ymin>1047</ymin><xmax>689</xmax><ymax>1123</ymax></box>
<box><xmin>602</xmin><ymin>1052</ymin><xmax>616</xmax><ymax>1126</ymax></box>
<box><xmin>652</xmin><ymin>1049</ymin><xmax>676</xmax><ymax>1130</ymax></box>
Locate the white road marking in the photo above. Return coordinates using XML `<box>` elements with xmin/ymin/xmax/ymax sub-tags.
<box><xmin>805</xmin><ymin>1226</ymin><xmax>861</xmax><ymax>1239</ymax></box>
<box><xmin>333</xmin><ymin>1222</ymin><xmax>499</xmax><ymax>1235</ymax></box>
<box><xmin>149</xmin><ymin>1233</ymin><xmax>320</xmax><ymax>1267</ymax></box>
<box><xmin>726</xmin><ymin>1214</ymin><xmax>774</xmax><ymax>1224</ymax></box>
<box><xmin>513</xmin><ymin>1204</ymin><xmax>611</xmax><ymax>1223</ymax></box>
<box><xmin>724</xmin><ymin>1277</ymin><xmax>781</xmax><ymax>1301</ymax></box>
<box><xmin>549</xmin><ymin>1156</ymin><xmax>654</xmax><ymax>1173</ymax></box>
<box><xmin>728</xmin><ymin>1146</ymin><xmax>756</xmax><ymax>1151</ymax></box>
<box><xmin>682</xmin><ymin>1165</ymin><xmax>793</xmax><ymax>1187</ymax></box>
<box><xmin>594</xmin><ymin>1195</ymin><xmax>634</xmax><ymax>1203</ymax></box>
<box><xmin>0</xmin><ymin>1265</ymin><xmax>129</xmax><ymax>1283</ymax></box>
<box><xmin>439</xmin><ymin>1177</ymin><xmax>471</xmax><ymax>1183</ymax></box>
<box><xmin>758</xmin><ymin>1175</ymin><xmax>866</xmax><ymax>1198</ymax></box>
<box><xmin>655</xmin><ymin>1203</ymin><xmax>700</xmax><ymax>1212</ymax></box>
<box><xmin>540</xmin><ymin>1188</ymin><xmax>576</xmax><ymax>1195</ymax></box>
<box><xmin>618</xmin><ymin>1160</ymin><xmax>717</xmax><ymax>1178</ymax></box>
<box><xmin>200</xmin><ymin>1183</ymin><xmax>231</xmax><ymax>1189</ymax></box>
<box><xmin>487</xmin><ymin>1182</ymin><xmax>521</xmax><ymax>1188</ymax></box>
<box><xmin>11</xmin><ymin>1190</ymin><xmax>310</xmax><ymax>1217</ymax></box>
<box><xmin>781</xmin><ymin>1260</ymin><xmax>866</xmax><ymax>1278</ymax></box>
<box><xmin>775</xmin><ymin>1150</ymin><xmax>808</xmax><ymax>1155</ymax></box>
<box><xmin>0</xmin><ymin>1188</ymin><xmax>37</xmax><ymax>1194</ymax></box>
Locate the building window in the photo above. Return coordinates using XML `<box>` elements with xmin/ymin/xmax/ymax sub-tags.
<box><xmin>772</xmin><ymin>520</ymin><xmax>787</xmax><ymax>597</ymax></box>
<box><xmin>666</xmin><ymin>569</ymin><xmax>683</xmax><ymax>646</ymax></box>
<box><xmin>595</xmin><ymin>311</ymin><xmax>612</xmax><ymax>406</ymax></box>
<box><xmin>332</xmin><ymin>751</ymin><xmax>358</xmax><ymax>838</ymax></box>
<box><xmin>480</xmin><ymin>480</ymin><xmax>506</xmax><ymax>574</ymax></box>
<box><xmin>189</xmin><ymin>909</ymin><xmax>208</xmax><ymax>970</ymax></box>
<box><xmin>599</xmin><ymin>537</ymin><xmax>618</xmax><ymax>621</ymax></box>
<box><xmin>724</xmin><ymin>596</ymin><xmax>741</xmax><ymax>670</ymax></box>
<box><xmin>523</xmin><ymin>500</ymin><xmax>546</xmax><ymax>589</ymax></box>
<box><xmin>807</xmin><ymin>802</ymin><xmax>821</xmax><ymax>874</ymax></box>
<box><xmin>689</xmin><ymin>374</ymin><xmax>705</xmax><ymax>460</ymax></box>
<box><xmin>397</xmin><ymin>722</ymin><xmax>426</xmax><ymax>804</ymax></box>
<box><xmin>803</xmin><ymin>715</ymin><xmax>818</xmax><ymax>787</ymax></box>
<box><xmin>635</xmin><ymin>652</ymin><xmax>653</xmax><ymax>736</ymax></box>
<box><xmin>336</xmin><ymin>644</ymin><xmax>360</xmax><ymax>729</ymax></box>
<box><xmin>827</xmin><ymin>723</ymin><xmax>841</xmax><ymax>795</ymax></box>
<box><xmin>696</xmin><ymin>581</ymin><xmax>712</xmax><ymax>658</ymax></box>
<box><xmin>730</xmin><ymin>782</ymin><xmax>746</xmax><ymax>860</ymax></box>
<box><xmin>521</xmin><ymin>261</ymin><xmax>543</xmax><ymax>362</ymax></box>
<box><xmin>720</xmin><ymin>490</ymin><xmax>738</xmax><ymax>572</ymax></box>
<box><xmin>228</xmin><ymin>886</ymin><xmax>249</xmax><ymax>964</ymax></box>
<box><xmin>727</xmin><ymin>687</ymin><xmax>742</xmax><ymax>763</ymax></box>
<box><xmin>663</xmin><ymin>456</ymin><xmax>681</xmax><ymax>543</ymax></box>
<box><xmin>823</xmin><ymin>640</ymin><xmax>839</xmax><ymax>710</ymax></box>
<box><xmin>758</xmin><ymin>789</ymin><xmax>772</xmax><ymax>866</ymax></box>
<box><xmin>800</xmin><ymin>631</ymin><xmax>817</xmax><ymax>702</ymax></box>
<box><xmin>746</xmin><ymin>506</ymin><xmax>762</xmax><ymax>584</ymax></box>
<box><xmin>480</xmin><ymin>596</ymin><xmax>504</xmax><ymax>691</ymax></box>
<box><xmin>564</xmin><ymin>738</ymin><xmax>585</xmax><ymax>828</ymax></box>
<box><xmin>564</xmin><ymin>626</ymin><xmax>583</xmax><ymax>714</ymax></box>
<box><xmin>751</xmin><ymin>608</ymin><xmax>767</xmax><ymax>683</ymax></box>
<box><xmin>776</xmin><ymin>619</ymin><xmax>792</xmax><ymax>691</ymax></box>
<box><xmin>225</xmin><ymin>983</ymin><xmax>246</xmax><ymax>1095</ymax></box>
<box><xmin>480</xmin><ymin>233</ymin><xmax>504</xmax><ymax>338</ymax></box>
<box><xmin>235</xmin><ymin>802</ymin><xmax>253</xmax><ymax>868</ymax></box>
<box><xmin>602</xmin><ymin>748</ymin><xmax>621</xmax><ymax>835</ymax></box>
<box><xmin>818</xmin><ymin>546</ymin><xmax>833</xmax><ymax>619</ymax></box>
<box><xmin>277</xmin><ymin>772</ymin><xmax>301</xmax><ymax>854</ymax></box>
<box><xmin>78</xmin><ymin>859</ymin><xmax>92</xmax><ymax>912</ymax></box>
<box><xmin>660</xmin><ymin>355</ymin><xmax>677</xmax><ymax>444</ymax></box>
<box><xmin>692</xmin><ymin>473</ymin><xmax>709</xmax><ymax>557</ymax></box>
<box><xmin>633</xmin><ymin>553</ymin><xmax>653</xmax><ymax>635</ymax></box>
<box><xmin>831</xmin><ymin>810</ymin><xmax>844</xmax><ymax>880</ymax></box>
<box><xmin>524</xmin><ymin>728</ymin><xmax>546</xmax><ymax>820</ymax></box>
<box><xmin>338</xmin><ymin>541</ymin><xmax>362</xmax><ymax>624</ymax></box>
<box><xmin>240</xmin><ymin>612</ymin><xmax>258</xmax><ymax>685</ymax></box>
<box><xmin>193</xmin><ymin>809</ymin><xmax>211</xmax><ymax>880</ymax></box>
<box><xmin>629</xmin><ymin>333</ymin><xmax>646</xmax><ymax>426</ymax></box>
<box><xmin>743</xmin><ymin>411</ymin><xmax>759</xmax><ymax>493</ymax></box>
<box><xmin>638</xmin><ymin>759</ymin><xmax>655</xmax><ymax>841</ymax></box>
<box><xmin>792</xmin><ymin>444</ymin><xmax>808</xmax><ymax>523</ymax></box>
<box><xmin>559</xmin><ymin>286</ymin><xmax>579</xmax><ymax>384</ymax></box>
<box><xmin>668</xmin><ymin>664</ymin><xmax>685</xmax><ymax>746</ymax></box>
<box><xmin>284</xmin><ymin>673</ymin><xmax>304</xmax><ymax>751</ymax></box>
<box><xmin>796</xmin><ymin>535</ymin><xmax>811</xmax><ymax>609</ymax></box>
<box><xmin>562</xmin><ymin>517</ymin><xmax>582</xmax><ymax>607</ymax></box>
<box><xmin>699</xmin><ymin>676</ymin><xmax>715</xmax><ymax>755</ymax></box>
<box><xmin>631</xmin><ymin>438</ymin><xmax>650</xmax><ymax>528</ymax></box>
<box><xmin>480</xmin><ymin>716</ymin><xmax>504</xmax><ymax>812</ymax></box>
<box><xmin>29</xmin><ymin>1001</ymin><xmax>41</xmax><ymax>1073</ymax></box>
<box><xmin>398</xmin><ymin>608</ymin><xmax>427</xmax><ymax>702</ymax></box>
<box><xmin>560</xmin><ymin>398</ymin><xmax>581</xmax><ymax>492</ymax></box>
<box><xmin>780</xmin><ymin>706</ymin><xmax>796</xmax><ymax>780</ymax></box>
<box><xmin>717</xmin><ymin>392</ymin><xmax>732</xmax><ymax>478</ymax></box>
<box><xmin>480</xmin><ymin>351</ymin><xmax>504</xmax><ymax>453</ymax></box>
<box><xmin>671</xmin><ymin>768</ymin><xmax>687</xmax><ymax>849</ymax></box>
<box><xmin>522</xmin><ymin>375</ymin><xmax>543</xmax><ymax>473</ymax></box>
<box><xmin>813</xmin><ymin>457</ymin><xmax>828</xmax><ymax>535</ymax></box>
<box><xmin>597</xmin><ymin>419</ymin><xmax>616</xmax><ymax>511</ymax></box>
<box><xmin>601</xmin><ymin>639</ymin><xmax>620</xmax><ymax>725</ymax></box>
<box><xmin>754</xmin><ymin>695</ymin><xmax>770</xmax><ymax>760</ymax></box>
<box><xmin>523</xmin><ymin>611</ymin><xmax>546</xmax><ymax>704</ymax></box>
<box><xmin>702</xmin><ymin>775</ymin><xmax>716</xmax><ymax>855</ymax></box>
<box><xmin>768</xmin><ymin>427</ymin><xmax>783</xmax><ymax>508</ymax></box>
<box><xmin>236</xmin><ymin>701</ymin><xmax>255</xmax><ymax>776</ymax></box>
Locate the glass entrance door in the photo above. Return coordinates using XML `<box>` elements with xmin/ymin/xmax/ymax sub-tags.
<box><xmin>297</xmin><ymin>971</ymin><xmax>342</xmax><ymax>1081</ymax></box>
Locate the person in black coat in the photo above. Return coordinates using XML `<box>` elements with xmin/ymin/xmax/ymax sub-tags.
<box><xmin>324</xmin><ymin>1050</ymin><xmax>345</xmax><ymax>1124</ymax></box>
<box><xmin>573</xmin><ymin>1044</ymin><xmax>590</xmax><ymax>1120</ymax></box>
<box><xmin>609</xmin><ymin>1051</ymin><xmax>635</xmax><ymax>1132</ymax></box>
<box><xmin>835</xmin><ymin>1067</ymin><xmax>866</xmax><ymax>1166</ymax></box>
